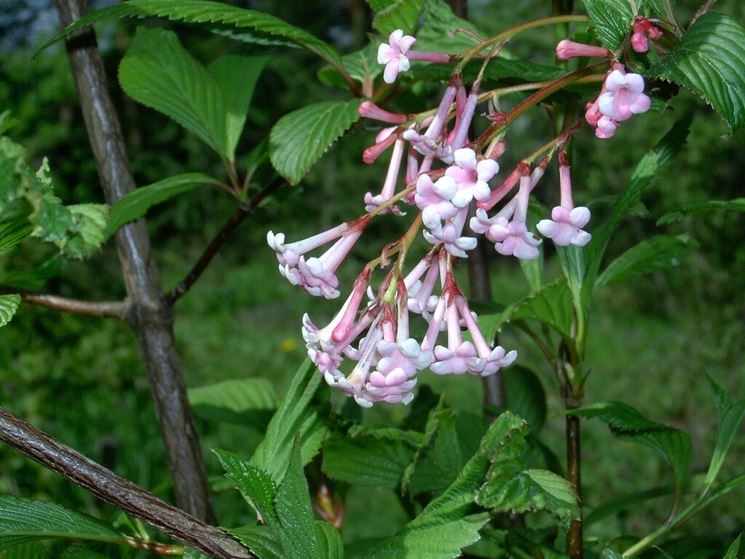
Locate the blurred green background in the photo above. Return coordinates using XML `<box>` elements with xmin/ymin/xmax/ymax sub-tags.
<box><xmin>0</xmin><ymin>0</ymin><xmax>743</xmax><ymax>550</ymax></box>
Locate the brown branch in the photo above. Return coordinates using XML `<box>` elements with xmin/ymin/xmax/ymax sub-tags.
<box><xmin>690</xmin><ymin>0</ymin><xmax>718</xmax><ymax>26</ymax></box>
<box><xmin>0</xmin><ymin>408</ymin><xmax>253</xmax><ymax>559</ymax></box>
<box><xmin>167</xmin><ymin>179</ymin><xmax>285</xmax><ymax>304</ymax></box>
<box><xmin>21</xmin><ymin>293</ymin><xmax>127</xmax><ymax>319</ymax></box>
<box><xmin>54</xmin><ymin>0</ymin><xmax>214</xmax><ymax>522</ymax></box>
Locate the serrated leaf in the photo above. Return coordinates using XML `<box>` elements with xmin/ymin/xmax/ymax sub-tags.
<box><xmin>119</xmin><ymin>27</ymin><xmax>231</xmax><ymax>157</ymax></box>
<box><xmin>318</xmin><ymin>43</ymin><xmax>381</xmax><ymax>88</ymax></box>
<box><xmin>373</xmin><ymin>0</ymin><xmax>427</xmax><ymax>36</ymax></box>
<box><xmin>415</xmin><ymin>0</ymin><xmax>483</xmax><ymax>54</ymax></box>
<box><xmin>44</xmin><ymin>1</ymin><xmax>346</xmax><ymax>79</ymax></box>
<box><xmin>596</xmin><ymin>235</ymin><xmax>694</xmax><ymax>288</ymax></box>
<box><xmin>0</xmin><ymin>294</ymin><xmax>21</xmax><ymax>328</ymax></box>
<box><xmin>213</xmin><ymin>449</ymin><xmax>279</xmax><ymax>524</ymax></box>
<box><xmin>208</xmin><ymin>54</ymin><xmax>269</xmax><ymax>157</ymax></box>
<box><xmin>582</xmin><ymin>0</ymin><xmax>633</xmax><ymax>51</ymax></box>
<box><xmin>323</xmin><ymin>433</ymin><xmax>413</xmax><ymax>488</ymax></box>
<box><xmin>229</xmin><ymin>526</ymin><xmax>283</xmax><ymax>559</ymax></box>
<box><xmin>650</xmin><ymin>13</ymin><xmax>745</xmax><ymax>131</ymax></box>
<box><xmin>188</xmin><ymin>378</ymin><xmax>277</xmax><ymax>426</ymax></box>
<box><xmin>275</xmin><ymin>440</ymin><xmax>319</xmax><ymax>559</ymax></box>
<box><xmin>479</xmin><ymin>279</ymin><xmax>573</xmax><ymax>341</ymax></box>
<box><xmin>106</xmin><ymin>173</ymin><xmax>223</xmax><ymax>237</ymax></box>
<box><xmin>270</xmin><ymin>100</ymin><xmax>362</xmax><ymax>185</ymax></box>
<box><xmin>702</xmin><ymin>377</ymin><xmax>745</xmax><ymax>490</ymax></box>
<box><xmin>583</xmin><ymin>116</ymin><xmax>691</xmax><ymax>306</ymax></box>
<box><xmin>0</xmin><ymin>497</ymin><xmax>121</xmax><ymax>550</ymax></box>
<box><xmin>568</xmin><ymin>401</ymin><xmax>691</xmax><ymax>493</ymax></box>
<box><xmin>251</xmin><ymin>360</ymin><xmax>326</xmax><ymax>482</ymax></box>
<box><xmin>657</xmin><ymin>198</ymin><xmax>745</xmax><ymax>225</ymax></box>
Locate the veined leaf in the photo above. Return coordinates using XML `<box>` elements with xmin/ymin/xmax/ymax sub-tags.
<box><xmin>0</xmin><ymin>217</ymin><xmax>32</xmax><ymax>256</ymax></box>
<box><xmin>188</xmin><ymin>378</ymin><xmax>277</xmax><ymax>426</ymax></box>
<box><xmin>502</xmin><ymin>366</ymin><xmax>547</xmax><ymax>434</ymax></box>
<box><xmin>213</xmin><ymin>449</ymin><xmax>279</xmax><ymax>524</ymax></box>
<box><xmin>208</xmin><ymin>54</ymin><xmax>269</xmax><ymax>157</ymax></box>
<box><xmin>0</xmin><ymin>294</ymin><xmax>21</xmax><ymax>328</ymax></box>
<box><xmin>568</xmin><ymin>401</ymin><xmax>691</xmax><ymax>493</ymax></box>
<box><xmin>373</xmin><ymin>0</ymin><xmax>427</xmax><ymax>36</ymax></box>
<box><xmin>479</xmin><ymin>279</ymin><xmax>573</xmax><ymax>341</ymax></box>
<box><xmin>251</xmin><ymin>360</ymin><xmax>326</xmax><ymax>482</ymax></box>
<box><xmin>270</xmin><ymin>100</ymin><xmax>362</xmax><ymax>185</ymax></box>
<box><xmin>274</xmin><ymin>441</ymin><xmax>320</xmax><ymax>559</ymax></box>
<box><xmin>595</xmin><ymin>235</ymin><xmax>695</xmax><ymax>288</ymax></box>
<box><xmin>723</xmin><ymin>534</ymin><xmax>741</xmax><ymax>559</ymax></box>
<box><xmin>657</xmin><ymin>198</ymin><xmax>745</xmax><ymax>225</ymax></box>
<box><xmin>229</xmin><ymin>526</ymin><xmax>283</xmax><ymax>559</ymax></box>
<box><xmin>323</xmin><ymin>433</ymin><xmax>413</xmax><ymax>488</ymax></box>
<box><xmin>0</xmin><ymin>497</ymin><xmax>121</xmax><ymax>550</ymax></box>
<box><xmin>650</xmin><ymin>13</ymin><xmax>745</xmax><ymax>132</ymax></box>
<box><xmin>415</xmin><ymin>0</ymin><xmax>483</xmax><ymax>54</ymax></box>
<box><xmin>702</xmin><ymin>377</ymin><xmax>745</xmax><ymax>490</ymax></box>
<box><xmin>43</xmin><ymin>0</ymin><xmax>346</xmax><ymax>75</ymax></box>
<box><xmin>582</xmin><ymin>0</ymin><xmax>633</xmax><ymax>51</ymax></box>
<box><xmin>318</xmin><ymin>43</ymin><xmax>381</xmax><ymax>88</ymax></box>
<box><xmin>314</xmin><ymin>522</ymin><xmax>344</xmax><ymax>559</ymax></box>
<box><xmin>119</xmin><ymin>27</ymin><xmax>231</xmax><ymax>158</ymax></box>
<box><xmin>106</xmin><ymin>173</ymin><xmax>223</xmax><ymax>237</ymax></box>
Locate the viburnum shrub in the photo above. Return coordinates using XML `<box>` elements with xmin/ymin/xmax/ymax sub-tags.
<box><xmin>0</xmin><ymin>1</ymin><xmax>743</xmax><ymax>559</ymax></box>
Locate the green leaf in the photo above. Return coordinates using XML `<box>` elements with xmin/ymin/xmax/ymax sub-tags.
<box><xmin>270</xmin><ymin>100</ymin><xmax>362</xmax><ymax>185</ymax></box>
<box><xmin>480</xmin><ymin>279</ymin><xmax>573</xmax><ymax>341</ymax></box>
<box><xmin>702</xmin><ymin>377</ymin><xmax>745</xmax><ymax>490</ymax></box>
<box><xmin>657</xmin><ymin>198</ymin><xmax>745</xmax><ymax>225</ymax></box>
<box><xmin>275</xmin><ymin>441</ymin><xmax>319</xmax><ymax>559</ymax></box>
<box><xmin>568</xmin><ymin>401</ymin><xmax>691</xmax><ymax>494</ymax></box>
<box><xmin>106</xmin><ymin>173</ymin><xmax>223</xmax><ymax>237</ymax></box>
<box><xmin>322</xmin><ymin>433</ymin><xmax>414</xmax><ymax>488</ymax></box>
<box><xmin>318</xmin><ymin>43</ymin><xmax>381</xmax><ymax>88</ymax></box>
<box><xmin>314</xmin><ymin>521</ymin><xmax>344</xmax><ymax>559</ymax></box>
<box><xmin>0</xmin><ymin>294</ymin><xmax>21</xmax><ymax>328</ymax></box>
<box><xmin>60</xmin><ymin>545</ymin><xmax>109</xmax><ymax>559</ymax></box>
<box><xmin>0</xmin><ymin>497</ymin><xmax>121</xmax><ymax>550</ymax></box>
<box><xmin>251</xmin><ymin>360</ymin><xmax>326</xmax><ymax>482</ymax></box>
<box><xmin>583</xmin><ymin>117</ymin><xmax>691</xmax><ymax>306</ymax></box>
<box><xmin>414</xmin><ymin>0</ymin><xmax>483</xmax><ymax>54</ymax></box>
<box><xmin>229</xmin><ymin>526</ymin><xmax>283</xmax><ymax>559</ymax></box>
<box><xmin>585</xmin><ymin>486</ymin><xmax>671</xmax><ymax>526</ymax></box>
<box><xmin>650</xmin><ymin>13</ymin><xmax>745</xmax><ymax>131</ymax></box>
<box><xmin>1</xmin><ymin>542</ymin><xmax>46</xmax><ymax>559</ymax></box>
<box><xmin>188</xmin><ymin>378</ymin><xmax>277</xmax><ymax>426</ymax></box>
<box><xmin>582</xmin><ymin>0</ymin><xmax>633</xmax><ymax>51</ymax></box>
<box><xmin>372</xmin><ymin>0</ymin><xmax>427</xmax><ymax>36</ymax></box>
<box><xmin>723</xmin><ymin>534</ymin><xmax>741</xmax><ymax>559</ymax></box>
<box><xmin>44</xmin><ymin>1</ymin><xmax>346</xmax><ymax>79</ymax></box>
<box><xmin>0</xmin><ymin>218</ymin><xmax>31</xmax><ymax>256</ymax></box>
<box><xmin>208</xmin><ymin>54</ymin><xmax>269</xmax><ymax>157</ymax></box>
<box><xmin>502</xmin><ymin>366</ymin><xmax>547</xmax><ymax>434</ymax></box>
<box><xmin>213</xmin><ymin>449</ymin><xmax>279</xmax><ymax>524</ymax></box>
<box><xmin>595</xmin><ymin>235</ymin><xmax>695</xmax><ymax>288</ymax></box>
<box><xmin>119</xmin><ymin>27</ymin><xmax>231</xmax><ymax>158</ymax></box>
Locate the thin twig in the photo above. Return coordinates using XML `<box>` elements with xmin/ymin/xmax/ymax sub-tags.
<box><xmin>167</xmin><ymin>179</ymin><xmax>285</xmax><ymax>304</ymax></box>
<box><xmin>690</xmin><ymin>0</ymin><xmax>718</xmax><ymax>26</ymax></box>
<box><xmin>20</xmin><ymin>293</ymin><xmax>127</xmax><ymax>320</ymax></box>
<box><xmin>0</xmin><ymin>408</ymin><xmax>253</xmax><ymax>559</ymax></box>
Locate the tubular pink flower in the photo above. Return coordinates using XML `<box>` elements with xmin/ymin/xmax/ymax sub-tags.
<box><xmin>536</xmin><ymin>156</ymin><xmax>592</xmax><ymax>247</ymax></box>
<box><xmin>405</xmin><ymin>253</ymin><xmax>442</xmax><ymax>316</ymax></box>
<box><xmin>445</xmin><ymin>148</ymin><xmax>499</xmax><ymax>208</ymax></box>
<box><xmin>429</xmin><ymin>288</ymin><xmax>483</xmax><ymax>375</ymax></box>
<box><xmin>556</xmin><ymin>39</ymin><xmax>612</xmax><ymax>60</ymax></box>
<box><xmin>423</xmin><ymin>208</ymin><xmax>476</xmax><ymax>258</ymax></box>
<box><xmin>595</xmin><ymin>116</ymin><xmax>618</xmax><ymax>139</ymax></box>
<box><xmin>378</xmin><ymin>29</ymin><xmax>416</xmax><ymax>84</ymax></box>
<box><xmin>358</xmin><ymin>101</ymin><xmax>408</xmax><ymax>124</ymax></box>
<box><xmin>598</xmin><ymin>70</ymin><xmax>651</xmax><ymax>122</ymax></box>
<box><xmin>363</xmin><ymin>127</ymin><xmax>398</xmax><ymax>164</ymax></box>
<box><xmin>455</xmin><ymin>296</ymin><xmax>516</xmax><ymax>376</ymax></box>
<box><xmin>449</xmin><ymin>81</ymin><xmax>480</xmax><ymax>150</ymax></box>
<box><xmin>268</xmin><ymin>222</ymin><xmax>348</xmax><ymax>268</ymax></box>
<box><xmin>415</xmin><ymin>174</ymin><xmax>459</xmax><ymax>228</ymax></box>
<box><xmin>365</xmin><ymin>138</ymin><xmax>406</xmax><ymax>213</ymax></box>
<box><xmin>478</xmin><ymin>168</ymin><xmax>519</xmax><ymax>211</ymax></box>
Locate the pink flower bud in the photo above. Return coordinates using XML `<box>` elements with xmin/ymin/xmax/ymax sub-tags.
<box><xmin>555</xmin><ymin>39</ymin><xmax>611</xmax><ymax>60</ymax></box>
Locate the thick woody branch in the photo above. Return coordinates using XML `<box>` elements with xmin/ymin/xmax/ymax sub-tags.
<box><xmin>0</xmin><ymin>409</ymin><xmax>253</xmax><ymax>559</ymax></box>
<box><xmin>55</xmin><ymin>0</ymin><xmax>214</xmax><ymax>521</ymax></box>
<box><xmin>167</xmin><ymin>179</ymin><xmax>285</xmax><ymax>304</ymax></box>
<box><xmin>21</xmin><ymin>293</ymin><xmax>127</xmax><ymax>319</ymax></box>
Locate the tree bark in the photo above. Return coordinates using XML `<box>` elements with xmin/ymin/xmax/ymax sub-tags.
<box><xmin>54</xmin><ymin>0</ymin><xmax>214</xmax><ymax>522</ymax></box>
<box><xmin>0</xmin><ymin>409</ymin><xmax>252</xmax><ymax>559</ymax></box>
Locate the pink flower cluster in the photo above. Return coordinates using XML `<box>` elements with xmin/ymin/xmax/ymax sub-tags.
<box><xmin>266</xmin><ymin>26</ymin><xmax>654</xmax><ymax>406</ymax></box>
